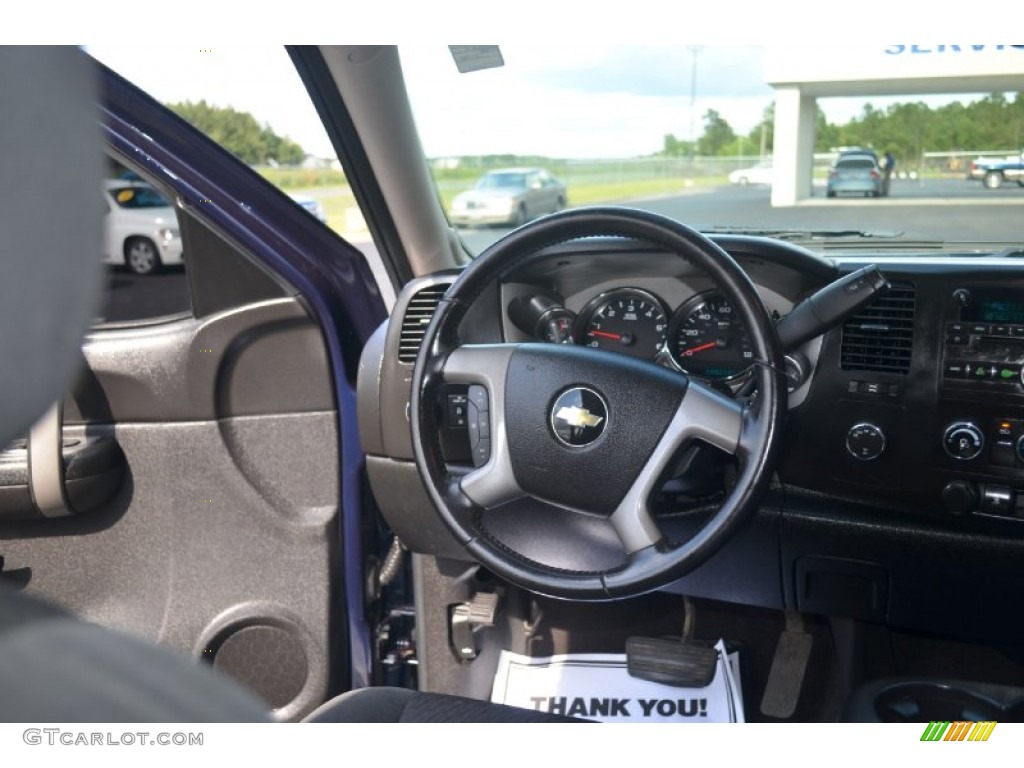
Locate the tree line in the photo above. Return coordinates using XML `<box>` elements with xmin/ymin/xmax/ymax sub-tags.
<box><xmin>662</xmin><ymin>93</ymin><xmax>1024</xmax><ymax>163</ymax></box>
<box><xmin>165</xmin><ymin>100</ymin><xmax>307</xmax><ymax>166</ymax></box>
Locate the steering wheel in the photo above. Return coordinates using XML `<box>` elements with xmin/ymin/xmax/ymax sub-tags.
<box><xmin>411</xmin><ymin>207</ymin><xmax>786</xmax><ymax>600</ymax></box>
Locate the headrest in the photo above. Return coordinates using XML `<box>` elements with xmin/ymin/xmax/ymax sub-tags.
<box><xmin>0</xmin><ymin>47</ymin><xmax>104</xmax><ymax>446</ymax></box>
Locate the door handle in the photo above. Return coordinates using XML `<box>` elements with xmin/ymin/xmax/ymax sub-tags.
<box><xmin>0</xmin><ymin>404</ymin><xmax>125</xmax><ymax>521</ymax></box>
<box><xmin>28</xmin><ymin>403</ymin><xmax>71</xmax><ymax>517</ymax></box>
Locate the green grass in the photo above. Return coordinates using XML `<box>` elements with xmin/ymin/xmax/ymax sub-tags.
<box><xmin>436</xmin><ymin>174</ymin><xmax>729</xmax><ymax>212</ymax></box>
<box><xmin>257</xmin><ymin>166</ymin><xmax>348</xmax><ymax>189</ymax></box>
<box><xmin>268</xmin><ymin>172</ymin><xmax>733</xmax><ymax>236</ymax></box>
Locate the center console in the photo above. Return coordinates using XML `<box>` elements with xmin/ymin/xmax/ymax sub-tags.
<box><xmin>778</xmin><ymin>274</ymin><xmax>1024</xmax><ymax>520</ymax></box>
<box><xmin>937</xmin><ymin>286</ymin><xmax>1024</xmax><ymax>517</ymax></box>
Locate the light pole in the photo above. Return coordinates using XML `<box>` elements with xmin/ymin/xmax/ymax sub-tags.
<box><xmin>688</xmin><ymin>45</ymin><xmax>703</xmax><ymax>165</ymax></box>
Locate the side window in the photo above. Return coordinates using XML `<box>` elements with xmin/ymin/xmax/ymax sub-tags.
<box><xmin>88</xmin><ymin>46</ymin><xmax>393</xmax><ymax>311</ymax></box>
<box><xmin>94</xmin><ymin>155</ymin><xmax>191</xmax><ymax>325</ymax></box>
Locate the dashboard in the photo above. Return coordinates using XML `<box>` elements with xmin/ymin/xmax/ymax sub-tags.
<box><xmin>358</xmin><ymin>233</ymin><xmax>1024</xmax><ymax>644</ymax></box>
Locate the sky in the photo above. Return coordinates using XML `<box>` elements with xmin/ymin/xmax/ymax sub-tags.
<box><xmin>87</xmin><ymin>44</ymin><xmax>1009</xmax><ymax>161</ymax></box>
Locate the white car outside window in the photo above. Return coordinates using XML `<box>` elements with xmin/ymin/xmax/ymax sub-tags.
<box><xmin>103</xmin><ymin>180</ymin><xmax>182</xmax><ymax>275</ymax></box>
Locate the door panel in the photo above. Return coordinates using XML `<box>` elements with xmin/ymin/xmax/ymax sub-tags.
<box><xmin>0</xmin><ymin>296</ymin><xmax>341</xmax><ymax>721</ymax></box>
<box><xmin>0</xmin><ymin>54</ymin><xmax>390</xmax><ymax>721</ymax></box>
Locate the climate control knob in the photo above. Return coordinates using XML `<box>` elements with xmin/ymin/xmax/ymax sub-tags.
<box><xmin>943</xmin><ymin>422</ymin><xmax>984</xmax><ymax>461</ymax></box>
<box><xmin>846</xmin><ymin>423</ymin><xmax>886</xmax><ymax>461</ymax></box>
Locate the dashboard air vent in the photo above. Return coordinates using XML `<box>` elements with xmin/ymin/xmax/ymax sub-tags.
<box><xmin>840</xmin><ymin>281</ymin><xmax>916</xmax><ymax>374</ymax></box>
<box><xmin>398</xmin><ymin>284</ymin><xmax>450</xmax><ymax>363</ymax></box>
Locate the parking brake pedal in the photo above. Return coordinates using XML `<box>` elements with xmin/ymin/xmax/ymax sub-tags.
<box><xmin>759</xmin><ymin>612</ymin><xmax>814</xmax><ymax>719</ymax></box>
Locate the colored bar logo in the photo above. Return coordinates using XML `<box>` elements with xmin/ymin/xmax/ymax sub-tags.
<box><xmin>920</xmin><ymin>721</ymin><xmax>997</xmax><ymax>741</ymax></box>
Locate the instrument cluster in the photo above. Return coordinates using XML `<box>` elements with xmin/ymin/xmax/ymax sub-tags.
<box><xmin>507</xmin><ymin>286</ymin><xmax>755</xmax><ymax>382</ymax></box>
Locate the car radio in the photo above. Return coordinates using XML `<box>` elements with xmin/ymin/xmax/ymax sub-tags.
<box><xmin>943</xmin><ymin>287</ymin><xmax>1024</xmax><ymax>390</ymax></box>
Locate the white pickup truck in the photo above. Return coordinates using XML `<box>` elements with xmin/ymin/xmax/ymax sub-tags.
<box><xmin>966</xmin><ymin>152</ymin><xmax>1024</xmax><ymax>189</ymax></box>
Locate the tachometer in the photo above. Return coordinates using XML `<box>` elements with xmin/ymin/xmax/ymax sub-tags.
<box><xmin>576</xmin><ymin>288</ymin><xmax>668</xmax><ymax>360</ymax></box>
<box><xmin>668</xmin><ymin>292</ymin><xmax>754</xmax><ymax>380</ymax></box>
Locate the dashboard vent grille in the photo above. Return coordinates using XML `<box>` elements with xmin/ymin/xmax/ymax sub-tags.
<box><xmin>840</xmin><ymin>281</ymin><xmax>916</xmax><ymax>374</ymax></box>
<box><xmin>398</xmin><ymin>284</ymin><xmax>450</xmax><ymax>364</ymax></box>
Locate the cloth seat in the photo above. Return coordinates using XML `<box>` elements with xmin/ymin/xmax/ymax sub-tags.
<box><xmin>304</xmin><ymin>686</ymin><xmax>583</xmax><ymax>723</ymax></box>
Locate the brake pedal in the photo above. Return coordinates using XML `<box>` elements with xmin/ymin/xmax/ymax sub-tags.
<box><xmin>759</xmin><ymin>613</ymin><xmax>813</xmax><ymax>719</ymax></box>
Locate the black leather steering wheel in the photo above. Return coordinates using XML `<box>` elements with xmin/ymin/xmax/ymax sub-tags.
<box><xmin>411</xmin><ymin>207</ymin><xmax>786</xmax><ymax>600</ymax></box>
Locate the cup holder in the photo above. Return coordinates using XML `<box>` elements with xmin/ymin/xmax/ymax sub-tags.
<box><xmin>850</xmin><ymin>678</ymin><xmax>1024</xmax><ymax>722</ymax></box>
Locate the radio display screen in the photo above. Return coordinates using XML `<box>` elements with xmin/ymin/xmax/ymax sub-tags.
<box><xmin>963</xmin><ymin>291</ymin><xmax>1024</xmax><ymax>326</ymax></box>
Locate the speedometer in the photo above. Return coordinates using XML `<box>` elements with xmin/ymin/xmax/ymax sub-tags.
<box><xmin>576</xmin><ymin>288</ymin><xmax>668</xmax><ymax>361</ymax></box>
<box><xmin>668</xmin><ymin>292</ymin><xmax>754</xmax><ymax>380</ymax></box>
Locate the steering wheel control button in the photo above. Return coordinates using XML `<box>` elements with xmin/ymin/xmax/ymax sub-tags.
<box><xmin>845</xmin><ymin>423</ymin><xmax>886</xmax><ymax>461</ymax></box>
<box><xmin>943</xmin><ymin>422</ymin><xmax>984</xmax><ymax>461</ymax></box>
<box><xmin>468</xmin><ymin>385</ymin><xmax>489</xmax><ymax>412</ymax></box>
<box><xmin>447</xmin><ymin>393</ymin><xmax>468</xmax><ymax>427</ymax></box>
<box><xmin>467</xmin><ymin>385</ymin><xmax>490</xmax><ymax>468</ymax></box>
<box><xmin>550</xmin><ymin>388</ymin><xmax>608</xmax><ymax>447</ymax></box>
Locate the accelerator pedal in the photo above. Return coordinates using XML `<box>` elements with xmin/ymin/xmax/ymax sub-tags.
<box><xmin>759</xmin><ymin>613</ymin><xmax>813</xmax><ymax>719</ymax></box>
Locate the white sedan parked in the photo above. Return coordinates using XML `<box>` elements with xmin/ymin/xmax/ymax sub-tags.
<box><xmin>728</xmin><ymin>161</ymin><xmax>774</xmax><ymax>186</ymax></box>
<box><xmin>103</xmin><ymin>180</ymin><xmax>183</xmax><ymax>275</ymax></box>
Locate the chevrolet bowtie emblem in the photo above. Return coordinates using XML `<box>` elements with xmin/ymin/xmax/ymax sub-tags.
<box><xmin>551</xmin><ymin>387</ymin><xmax>608</xmax><ymax>447</ymax></box>
<box><xmin>554</xmin><ymin>405</ymin><xmax>604</xmax><ymax>429</ymax></box>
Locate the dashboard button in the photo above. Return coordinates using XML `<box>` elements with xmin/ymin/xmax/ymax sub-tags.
<box><xmin>969</xmin><ymin>323</ymin><xmax>991</xmax><ymax>335</ymax></box>
<box><xmin>857</xmin><ymin>382</ymin><xmax>889</xmax><ymax>395</ymax></box>
<box><xmin>991</xmin><ymin>441</ymin><xmax>1016</xmax><ymax>467</ymax></box>
<box><xmin>982</xmin><ymin>485</ymin><xmax>1015</xmax><ymax>516</ymax></box>
<box><xmin>943</xmin><ymin>422</ymin><xmax>984</xmax><ymax>461</ymax></box>
<box><xmin>846</xmin><ymin>423</ymin><xmax>886</xmax><ymax>461</ymax></box>
<box><xmin>943</xmin><ymin>361</ymin><xmax>968</xmax><ymax>378</ymax></box>
<box><xmin>968</xmin><ymin>363</ymin><xmax>990</xmax><ymax>380</ymax></box>
<box><xmin>941</xmin><ymin>480</ymin><xmax>978</xmax><ymax>516</ymax></box>
<box><xmin>997</xmin><ymin>364</ymin><xmax>1021</xmax><ymax>382</ymax></box>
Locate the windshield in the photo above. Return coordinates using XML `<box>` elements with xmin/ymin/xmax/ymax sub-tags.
<box><xmin>400</xmin><ymin>45</ymin><xmax>1024</xmax><ymax>256</ymax></box>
